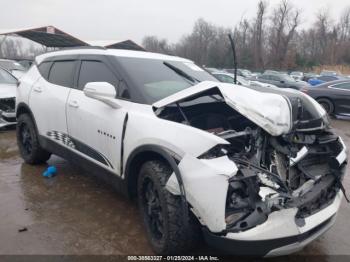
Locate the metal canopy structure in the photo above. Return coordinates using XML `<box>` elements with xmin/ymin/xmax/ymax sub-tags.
<box><xmin>0</xmin><ymin>26</ymin><xmax>88</xmax><ymax>48</ymax></box>
<box><xmin>86</xmin><ymin>39</ymin><xmax>145</xmax><ymax>51</ymax></box>
<box><xmin>0</xmin><ymin>25</ymin><xmax>145</xmax><ymax>52</ymax></box>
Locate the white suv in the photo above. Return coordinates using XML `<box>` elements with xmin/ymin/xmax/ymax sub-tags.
<box><xmin>16</xmin><ymin>48</ymin><xmax>348</xmax><ymax>256</ymax></box>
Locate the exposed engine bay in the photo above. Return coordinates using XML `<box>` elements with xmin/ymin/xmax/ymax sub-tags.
<box><xmin>156</xmin><ymin>87</ymin><xmax>348</xmax><ymax>233</ymax></box>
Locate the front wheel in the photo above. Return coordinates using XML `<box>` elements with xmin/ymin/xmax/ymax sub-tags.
<box><xmin>16</xmin><ymin>114</ymin><xmax>51</xmax><ymax>164</ymax></box>
<box><xmin>137</xmin><ymin>160</ymin><xmax>200</xmax><ymax>254</ymax></box>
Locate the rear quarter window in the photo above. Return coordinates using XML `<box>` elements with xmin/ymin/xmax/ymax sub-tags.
<box><xmin>38</xmin><ymin>62</ymin><xmax>52</xmax><ymax>80</ymax></box>
<box><xmin>48</xmin><ymin>61</ymin><xmax>76</xmax><ymax>87</ymax></box>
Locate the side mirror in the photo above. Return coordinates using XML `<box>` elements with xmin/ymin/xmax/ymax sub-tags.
<box><xmin>83</xmin><ymin>82</ymin><xmax>121</xmax><ymax>109</ymax></box>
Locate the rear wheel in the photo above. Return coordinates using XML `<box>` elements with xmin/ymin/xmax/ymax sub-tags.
<box><xmin>16</xmin><ymin>114</ymin><xmax>51</xmax><ymax>164</ymax></box>
<box><xmin>137</xmin><ymin>160</ymin><xmax>200</xmax><ymax>254</ymax></box>
<box><xmin>317</xmin><ymin>98</ymin><xmax>334</xmax><ymax>115</ymax></box>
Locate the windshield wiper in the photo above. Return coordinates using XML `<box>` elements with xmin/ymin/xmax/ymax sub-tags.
<box><xmin>163</xmin><ymin>62</ymin><xmax>200</xmax><ymax>84</ymax></box>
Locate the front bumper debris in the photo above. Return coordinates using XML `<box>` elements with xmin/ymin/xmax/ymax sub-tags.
<box><xmin>203</xmin><ymin>192</ymin><xmax>342</xmax><ymax>256</ymax></box>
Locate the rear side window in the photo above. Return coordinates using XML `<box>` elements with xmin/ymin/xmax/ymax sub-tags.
<box><xmin>38</xmin><ymin>62</ymin><xmax>52</xmax><ymax>80</ymax></box>
<box><xmin>78</xmin><ymin>60</ymin><xmax>118</xmax><ymax>90</ymax></box>
<box><xmin>48</xmin><ymin>61</ymin><xmax>76</xmax><ymax>87</ymax></box>
<box><xmin>332</xmin><ymin>82</ymin><xmax>350</xmax><ymax>90</ymax></box>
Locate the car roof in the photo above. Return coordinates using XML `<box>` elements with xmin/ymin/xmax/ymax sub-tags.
<box><xmin>317</xmin><ymin>79</ymin><xmax>350</xmax><ymax>87</ymax></box>
<box><xmin>36</xmin><ymin>48</ymin><xmax>192</xmax><ymax>64</ymax></box>
<box><xmin>0</xmin><ymin>59</ymin><xmax>15</xmax><ymax>62</ymax></box>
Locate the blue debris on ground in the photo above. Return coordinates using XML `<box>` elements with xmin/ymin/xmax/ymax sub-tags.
<box><xmin>42</xmin><ymin>166</ymin><xmax>57</xmax><ymax>178</ymax></box>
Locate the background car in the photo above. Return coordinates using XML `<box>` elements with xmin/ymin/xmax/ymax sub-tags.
<box><xmin>320</xmin><ymin>70</ymin><xmax>339</xmax><ymax>76</ymax></box>
<box><xmin>17</xmin><ymin>59</ymin><xmax>34</xmax><ymax>70</ymax></box>
<box><xmin>308</xmin><ymin>75</ymin><xmax>347</xmax><ymax>86</ymax></box>
<box><xmin>204</xmin><ymin>67</ymin><xmax>220</xmax><ymax>73</ymax></box>
<box><xmin>0</xmin><ymin>67</ymin><xmax>17</xmax><ymax>128</ymax></box>
<box><xmin>213</xmin><ymin>71</ymin><xmax>278</xmax><ymax>89</ymax></box>
<box><xmin>212</xmin><ymin>72</ymin><xmax>251</xmax><ymax>86</ymax></box>
<box><xmin>308</xmin><ymin>78</ymin><xmax>326</xmax><ymax>86</ymax></box>
<box><xmin>303</xmin><ymin>72</ymin><xmax>319</xmax><ymax>82</ymax></box>
<box><xmin>0</xmin><ymin>59</ymin><xmax>27</xmax><ymax>79</ymax></box>
<box><xmin>257</xmin><ymin>72</ymin><xmax>309</xmax><ymax>89</ymax></box>
<box><xmin>224</xmin><ymin>68</ymin><xmax>256</xmax><ymax>79</ymax></box>
<box><xmin>301</xmin><ymin>80</ymin><xmax>350</xmax><ymax>115</ymax></box>
<box><xmin>290</xmin><ymin>71</ymin><xmax>304</xmax><ymax>81</ymax></box>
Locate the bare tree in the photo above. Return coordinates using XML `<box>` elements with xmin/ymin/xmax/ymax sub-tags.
<box><xmin>141</xmin><ymin>2</ymin><xmax>350</xmax><ymax>70</ymax></box>
<box><xmin>268</xmin><ymin>0</ymin><xmax>301</xmax><ymax>68</ymax></box>
<box><xmin>142</xmin><ymin>36</ymin><xmax>172</xmax><ymax>54</ymax></box>
<box><xmin>253</xmin><ymin>0</ymin><xmax>267</xmax><ymax>69</ymax></box>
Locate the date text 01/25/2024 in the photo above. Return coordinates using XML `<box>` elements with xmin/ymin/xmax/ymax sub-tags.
<box><xmin>127</xmin><ymin>256</ymin><xmax>219</xmax><ymax>261</ymax></box>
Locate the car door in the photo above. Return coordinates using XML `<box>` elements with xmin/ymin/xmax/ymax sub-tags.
<box><xmin>29</xmin><ymin>58</ymin><xmax>78</xmax><ymax>139</ymax></box>
<box><xmin>66</xmin><ymin>56</ymin><xmax>128</xmax><ymax>175</ymax></box>
<box><xmin>329</xmin><ymin>82</ymin><xmax>350</xmax><ymax>115</ymax></box>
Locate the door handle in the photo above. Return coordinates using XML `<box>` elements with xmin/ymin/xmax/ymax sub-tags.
<box><xmin>33</xmin><ymin>86</ymin><xmax>43</xmax><ymax>93</ymax></box>
<box><xmin>68</xmin><ymin>100</ymin><xmax>79</xmax><ymax>108</ymax></box>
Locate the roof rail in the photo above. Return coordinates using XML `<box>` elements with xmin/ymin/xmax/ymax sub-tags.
<box><xmin>59</xmin><ymin>46</ymin><xmax>107</xmax><ymax>50</ymax></box>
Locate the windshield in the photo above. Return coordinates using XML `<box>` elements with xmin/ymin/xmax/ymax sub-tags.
<box><xmin>0</xmin><ymin>60</ymin><xmax>26</xmax><ymax>72</ymax></box>
<box><xmin>0</xmin><ymin>68</ymin><xmax>18</xmax><ymax>85</ymax></box>
<box><xmin>115</xmin><ymin>57</ymin><xmax>218</xmax><ymax>104</ymax></box>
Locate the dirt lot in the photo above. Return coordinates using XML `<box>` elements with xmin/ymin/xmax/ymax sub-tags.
<box><xmin>0</xmin><ymin>120</ymin><xmax>350</xmax><ymax>258</ymax></box>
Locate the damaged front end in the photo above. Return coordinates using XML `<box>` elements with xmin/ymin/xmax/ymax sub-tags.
<box><xmin>216</xmin><ymin>128</ymin><xmax>347</xmax><ymax>233</ymax></box>
<box><xmin>0</xmin><ymin>97</ymin><xmax>16</xmax><ymax>128</ymax></box>
<box><xmin>154</xmin><ymin>82</ymin><xmax>348</xmax><ymax>238</ymax></box>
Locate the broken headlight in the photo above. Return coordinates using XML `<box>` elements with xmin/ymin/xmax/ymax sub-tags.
<box><xmin>198</xmin><ymin>144</ymin><xmax>229</xmax><ymax>159</ymax></box>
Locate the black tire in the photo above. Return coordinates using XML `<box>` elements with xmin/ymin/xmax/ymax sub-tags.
<box><xmin>317</xmin><ymin>98</ymin><xmax>334</xmax><ymax>115</ymax></box>
<box><xmin>16</xmin><ymin>114</ymin><xmax>51</xmax><ymax>164</ymax></box>
<box><xmin>137</xmin><ymin>160</ymin><xmax>200</xmax><ymax>255</ymax></box>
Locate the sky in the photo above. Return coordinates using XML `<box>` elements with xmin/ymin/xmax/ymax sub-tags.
<box><xmin>1</xmin><ymin>0</ymin><xmax>349</xmax><ymax>45</ymax></box>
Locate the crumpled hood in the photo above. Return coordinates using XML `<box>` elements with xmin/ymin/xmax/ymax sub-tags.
<box><xmin>0</xmin><ymin>84</ymin><xmax>16</xmax><ymax>99</ymax></box>
<box><xmin>153</xmin><ymin>81</ymin><xmax>293</xmax><ymax>136</ymax></box>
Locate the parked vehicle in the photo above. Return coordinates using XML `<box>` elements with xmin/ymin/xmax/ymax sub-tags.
<box><xmin>212</xmin><ymin>72</ymin><xmax>250</xmax><ymax>86</ymax></box>
<box><xmin>320</xmin><ymin>70</ymin><xmax>339</xmax><ymax>77</ymax></box>
<box><xmin>301</xmin><ymin>80</ymin><xmax>350</xmax><ymax>116</ymax></box>
<box><xmin>308</xmin><ymin>75</ymin><xmax>347</xmax><ymax>86</ymax></box>
<box><xmin>257</xmin><ymin>73</ymin><xmax>309</xmax><ymax>89</ymax></box>
<box><xmin>303</xmin><ymin>73</ymin><xmax>319</xmax><ymax>82</ymax></box>
<box><xmin>225</xmin><ymin>68</ymin><xmax>252</xmax><ymax>78</ymax></box>
<box><xmin>204</xmin><ymin>67</ymin><xmax>220</xmax><ymax>73</ymax></box>
<box><xmin>290</xmin><ymin>71</ymin><xmax>304</xmax><ymax>81</ymax></box>
<box><xmin>264</xmin><ymin>70</ymin><xmax>279</xmax><ymax>74</ymax></box>
<box><xmin>213</xmin><ymin>72</ymin><xmax>277</xmax><ymax>89</ymax></box>
<box><xmin>0</xmin><ymin>67</ymin><xmax>17</xmax><ymax>128</ymax></box>
<box><xmin>18</xmin><ymin>60</ymin><xmax>34</xmax><ymax>70</ymax></box>
<box><xmin>0</xmin><ymin>59</ymin><xmax>27</xmax><ymax>79</ymax></box>
<box><xmin>308</xmin><ymin>78</ymin><xmax>325</xmax><ymax>86</ymax></box>
<box><xmin>16</xmin><ymin>48</ymin><xmax>347</xmax><ymax>256</ymax></box>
